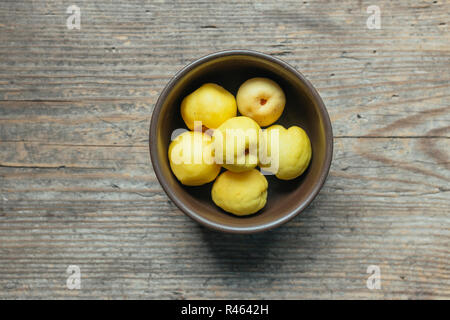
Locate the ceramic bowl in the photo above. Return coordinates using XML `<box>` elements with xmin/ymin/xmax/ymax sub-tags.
<box><xmin>150</xmin><ymin>50</ymin><xmax>333</xmax><ymax>233</ymax></box>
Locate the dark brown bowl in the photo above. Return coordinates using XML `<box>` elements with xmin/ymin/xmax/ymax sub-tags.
<box><xmin>150</xmin><ymin>50</ymin><xmax>333</xmax><ymax>234</ymax></box>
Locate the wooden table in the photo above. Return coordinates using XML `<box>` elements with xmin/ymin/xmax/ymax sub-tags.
<box><xmin>0</xmin><ymin>0</ymin><xmax>448</xmax><ymax>299</ymax></box>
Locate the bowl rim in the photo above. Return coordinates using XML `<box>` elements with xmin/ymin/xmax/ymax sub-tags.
<box><xmin>149</xmin><ymin>49</ymin><xmax>333</xmax><ymax>234</ymax></box>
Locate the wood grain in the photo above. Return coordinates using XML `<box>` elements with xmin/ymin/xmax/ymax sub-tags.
<box><xmin>0</xmin><ymin>0</ymin><xmax>449</xmax><ymax>299</ymax></box>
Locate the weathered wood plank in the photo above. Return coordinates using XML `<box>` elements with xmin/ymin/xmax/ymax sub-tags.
<box><xmin>0</xmin><ymin>0</ymin><xmax>449</xmax><ymax>299</ymax></box>
<box><xmin>1</xmin><ymin>137</ymin><xmax>448</xmax><ymax>299</ymax></box>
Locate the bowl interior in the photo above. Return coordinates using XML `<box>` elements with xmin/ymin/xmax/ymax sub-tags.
<box><xmin>152</xmin><ymin>52</ymin><xmax>331</xmax><ymax>233</ymax></box>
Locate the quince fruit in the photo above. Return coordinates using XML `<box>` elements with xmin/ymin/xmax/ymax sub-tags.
<box><xmin>181</xmin><ymin>83</ymin><xmax>237</xmax><ymax>130</ymax></box>
<box><xmin>236</xmin><ymin>77</ymin><xmax>285</xmax><ymax>127</ymax></box>
<box><xmin>211</xmin><ymin>169</ymin><xmax>268</xmax><ymax>216</ymax></box>
<box><xmin>260</xmin><ymin>125</ymin><xmax>312</xmax><ymax>180</ymax></box>
<box><xmin>168</xmin><ymin>131</ymin><xmax>220</xmax><ymax>186</ymax></box>
<box><xmin>213</xmin><ymin>116</ymin><xmax>261</xmax><ymax>173</ymax></box>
